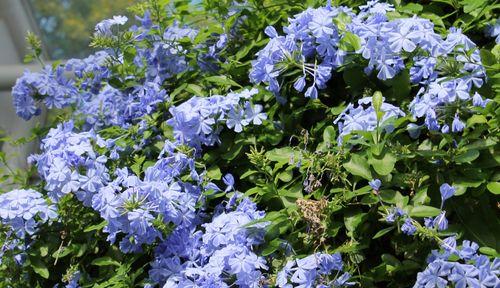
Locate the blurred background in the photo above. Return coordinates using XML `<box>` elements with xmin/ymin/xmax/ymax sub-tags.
<box><xmin>0</xmin><ymin>0</ymin><xmax>135</xmax><ymax>173</ymax></box>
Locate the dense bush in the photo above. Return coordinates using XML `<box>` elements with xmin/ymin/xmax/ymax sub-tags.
<box><xmin>1</xmin><ymin>0</ymin><xmax>499</xmax><ymax>287</ymax></box>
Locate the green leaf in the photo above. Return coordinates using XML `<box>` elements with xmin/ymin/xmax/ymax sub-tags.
<box><xmin>381</xmin><ymin>253</ymin><xmax>401</xmax><ymax>266</ymax></box>
<box><xmin>467</xmin><ymin>115</ymin><xmax>487</xmax><ymax>126</ymax></box>
<box><xmin>266</xmin><ymin>147</ymin><xmax>295</xmax><ymax>164</ymax></box>
<box><xmin>322</xmin><ymin>126</ymin><xmax>336</xmax><ymax>147</ymax></box>
<box><xmin>240</xmin><ymin>170</ymin><xmax>258</xmax><ymax>179</ymax></box>
<box><xmin>39</xmin><ymin>246</ymin><xmax>49</xmax><ymax>257</ymax></box>
<box><xmin>30</xmin><ymin>257</ymin><xmax>49</xmax><ymax>279</ymax></box>
<box><xmin>465</xmin><ymin>138</ymin><xmax>497</xmax><ymax>150</ymax></box>
<box><xmin>204</xmin><ymin>75</ymin><xmax>242</xmax><ymax>88</ymax></box>
<box><xmin>343</xmin><ymin>68</ymin><xmax>368</xmax><ymax>95</ymax></box>
<box><xmin>131</xmin><ymin>155</ymin><xmax>146</xmax><ymax>176</ymax></box>
<box><xmin>278</xmin><ymin>169</ymin><xmax>293</xmax><ymax>182</ymax></box>
<box><xmin>486</xmin><ymin>182</ymin><xmax>500</xmax><ymax>195</ymax></box>
<box><xmin>455</xmin><ymin>149</ymin><xmax>480</xmax><ymax>163</ymax></box>
<box><xmin>479</xmin><ymin>247</ymin><xmax>500</xmax><ymax>257</ymax></box>
<box><xmin>453</xmin><ymin>196</ymin><xmax>500</xmax><ymax>250</ymax></box>
<box><xmin>206</xmin><ymin>166</ymin><xmax>222</xmax><ymax>180</ymax></box>
<box><xmin>185</xmin><ymin>84</ymin><xmax>204</xmax><ymax>96</ymax></box>
<box><xmin>373</xmin><ymin>226</ymin><xmax>394</xmax><ymax>239</ymax></box>
<box><xmin>52</xmin><ymin>245</ymin><xmax>73</xmax><ymax>259</ymax></box>
<box><xmin>410</xmin><ymin>205</ymin><xmax>441</xmax><ymax>217</ymax></box>
<box><xmin>344</xmin><ymin>154</ymin><xmax>372</xmax><ymax>180</ymax></box>
<box><xmin>222</xmin><ymin>141</ymin><xmax>245</xmax><ymax>161</ymax></box>
<box><xmin>368</xmin><ymin>152</ymin><xmax>397</xmax><ymax>176</ymax></box>
<box><xmin>84</xmin><ymin>220</ymin><xmax>107</xmax><ymax>232</ymax></box>
<box><xmin>453</xmin><ymin>179</ymin><xmax>483</xmax><ymax>196</ymax></box>
<box><xmin>386</xmin><ymin>70</ymin><xmax>411</xmax><ymax>100</ymax></box>
<box><xmin>380</xmin><ymin>190</ymin><xmax>407</xmax><ymax>206</ymax></box>
<box><xmin>344</xmin><ymin>210</ymin><xmax>367</xmax><ymax>237</ymax></box>
<box><xmin>339</xmin><ymin>32</ymin><xmax>361</xmax><ymax>51</ymax></box>
<box><xmin>399</xmin><ymin>3</ymin><xmax>423</xmax><ymax>13</ymax></box>
<box><xmin>91</xmin><ymin>256</ymin><xmax>121</xmax><ymax>267</ymax></box>
<box><xmin>261</xmin><ymin>239</ymin><xmax>282</xmax><ymax>256</ymax></box>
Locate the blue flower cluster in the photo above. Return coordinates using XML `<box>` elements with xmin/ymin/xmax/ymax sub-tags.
<box><xmin>414</xmin><ymin>238</ymin><xmax>500</xmax><ymax>288</ymax></box>
<box><xmin>28</xmin><ymin>121</ymin><xmax>110</xmax><ymax>205</ymax></box>
<box><xmin>276</xmin><ymin>252</ymin><xmax>353</xmax><ymax>287</ymax></box>
<box><xmin>148</xmin><ymin>194</ymin><xmax>269</xmax><ymax>287</ymax></box>
<box><xmin>12</xmin><ymin>65</ymin><xmax>78</xmax><ymax>120</ymax></box>
<box><xmin>94</xmin><ymin>15</ymin><xmax>128</xmax><ymax>37</ymax></box>
<box><xmin>133</xmin><ymin>11</ymin><xmax>227</xmax><ymax>82</ymax></box>
<box><xmin>0</xmin><ymin>189</ymin><xmax>57</xmax><ymax>263</ymax></box>
<box><xmin>167</xmin><ymin>88</ymin><xmax>266</xmax><ymax>149</ymax></box>
<box><xmin>65</xmin><ymin>51</ymin><xmax>111</xmax><ymax>94</ymax></box>
<box><xmin>383</xmin><ymin>183</ymin><xmax>456</xmax><ymax>235</ymax></box>
<box><xmin>0</xmin><ymin>189</ymin><xmax>57</xmax><ymax>239</ymax></box>
<box><xmin>333</xmin><ymin>96</ymin><xmax>405</xmax><ymax>144</ymax></box>
<box><xmin>374</xmin><ymin>179</ymin><xmax>500</xmax><ymax>286</ymax></box>
<box><xmin>251</xmin><ymin>0</ymin><xmax>490</xmax><ymax>135</ymax></box>
<box><xmin>140</xmin><ymin>23</ymin><xmax>198</xmax><ymax>83</ymax></box>
<box><xmin>91</xmin><ymin>140</ymin><xmax>203</xmax><ymax>253</ymax></box>
<box><xmin>250</xmin><ymin>5</ymin><xmax>352</xmax><ymax>99</ymax></box>
<box><xmin>423</xmin><ymin>184</ymin><xmax>455</xmax><ymax>231</ymax></box>
<box><xmin>12</xmin><ymin>11</ymin><xmax>226</xmax><ymax>131</ymax></box>
<box><xmin>76</xmin><ymin>82</ymin><xmax>168</xmax><ymax>130</ymax></box>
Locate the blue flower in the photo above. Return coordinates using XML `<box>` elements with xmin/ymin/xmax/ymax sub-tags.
<box><xmin>414</xmin><ymin>261</ymin><xmax>449</xmax><ymax>288</ymax></box>
<box><xmin>439</xmin><ymin>183</ymin><xmax>455</xmax><ymax>207</ymax></box>
<box><xmin>452</xmin><ymin>114</ymin><xmax>465</xmax><ymax>132</ymax></box>
<box><xmin>94</xmin><ymin>15</ymin><xmax>128</xmax><ymax>36</ymax></box>
<box><xmin>167</xmin><ymin>88</ymin><xmax>264</xmax><ymax>150</ymax></box>
<box><xmin>0</xmin><ymin>189</ymin><xmax>57</xmax><ymax>248</ymax></box>
<box><xmin>277</xmin><ymin>252</ymin><xmax>351</xmax><ymax>287</ymax></box>
<box><xmin>485</xmin><ymin>19</ymin><xmax>500</xmax><ymax>43</ymax></box>
<box><xmin>223</xmin><ymin>174</ymin><xmax>235</xmax><ymax>192</ymax></box>
<box><xmin>386</xmin><ymin>207</ymin><xmax>405</xmax><ymax>223</ymax></box>
<box><xmin>449</xmin><ymin>264</ymin><xmax>480</xmax><ymax>288</ymax></box>
<box><xmin>149</xmin><ymin>196</ymin><xmax>268</xmax><ymax>286</ymax></box>
<box><xmin>369</xmin><ymin>179</ymin><xmax>381</xmax><ymax>191</ymax></box>
<box><xmin>334</xmin><ymin>96</ymin><xmax>405</xmax><ymax>144</ymax></box>
<box><xmin>432</xmin><ymin>211</ymin><xmax>449</xmax><ymax>231</ymax></box>
<box><xmin>401</xmin><ymin>218</ymin><xmax>416</xmax><ymax>235</ymax></box>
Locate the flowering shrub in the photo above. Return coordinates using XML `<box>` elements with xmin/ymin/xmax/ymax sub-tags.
<box><xmin>1</xmin><ymin>0</ymin><xmax>499</xmax><ymax>287</ymax></box>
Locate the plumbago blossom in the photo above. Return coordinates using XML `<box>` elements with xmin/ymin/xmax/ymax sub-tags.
<box><xmin>12</xmin><ymin>65</ymin><xmax>79</xmax><ymax>120</ymax></box>
<box><xmin>384</xmin><ymin>183</ymin><xmax>456</xmax><ymax>236</ymax></box>
<box><xmin>485</xmin><ymin>19</ymin><xmax>500</xmax><ymax>44</ymax></box>
<box><xmin>94</xmin><ymin>15</ymin><xmax>128</xmax><ymax>37</ymax></box>
<box><xmin>414</xmin><ymin>238</ymin><xmax>500</xmax><ymax>288</ymax></box>
<box><xmin>250</xmin><ymin>5</ymin><xmax>353</xmax><ymax>99</ymax></box>
<box><xmin>4</xmin><ymin>3</ymin><xmax>498</xmax><ymax>288</ymax></box>
<box><xmin>28</xmin><ymin>121</ymin><xmax>110</xmax><ymax>205</ymax></box>
<box><xmin>91</xmin><ymin>140</ymin><xmax>205</xmax><ymax>253</ymax></box>
<box><xmin>167</xmin><ymin>88</ymin><xmax>266</xmax><ymax>149</ymax></box>
<box><xmin>276</xmin><ymin>252</ymin><xmax>353</xmax><ymax>287</ymax></box>
<box><xmin>376</xmin><ymin>179</ymin><xmax>500</xmax><ymax>286</ymax></box>
<box><xmin>333</xmin><ymin>96</ymin><xmax>405</xmax><ymax>144</ymax></box>
<box><xmin>251</xmin><ymin>1</ymin><xmax>490</xmax><ymax>135</ymax></box>
<box><xmin>26</xmin><ymin>86</ymin><xmax>266</xmax><ymax>254</ymax></box>
<box><xmin>12</xmin><ymin>11</ymin><xmax>226</xmax><ymax>129</ymax></box>
<box><xmin>148</xmin><ymin>194</ymin><xmax>270</xmax><ymax>287</ymax></box>
<box><xmin>0</xmin><ymin>189</ymin><xmax>57</xmax><ymax>262</ymax></box>
<box><xmin>132</xmin><ymin>11</ymin><xmax>227</xmax><ymax>83</ymax></box>
<box><xmin>76</xmin><ymin>82</ymin><xmax>168</xmax><ymax>130</ymax></box>
<box><xmin>65</xmin><ymin>50</ymin><xmax>111</xmax><ymax>94</ymax></box>
<box><xmin>140</xmin><ymin>23</ymin><xmax>198</xmax><ymax>83</ymax></box>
